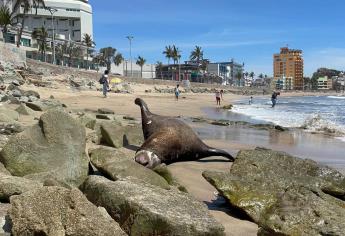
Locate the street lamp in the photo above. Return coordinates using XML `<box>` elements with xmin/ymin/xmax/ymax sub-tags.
<box><xmin>46</xmin><ymin>7</ymin><xmax>58</xmax><ymax>64</ymax></box>
<box><xmin>126</xmin><ymin>36</ymin><xmax>133</xmax><ymax>77</ymax></box>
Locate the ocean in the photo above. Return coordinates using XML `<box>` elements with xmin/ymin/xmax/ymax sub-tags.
<box><xmin>231</xmin><ymin>95</ymin><xmax>345</xmax><ymax>141</ymax></box>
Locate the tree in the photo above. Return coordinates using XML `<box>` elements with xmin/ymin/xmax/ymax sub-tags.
<box><xmin>258</xmin><ymin>73</ymin><xmax>264</xmax><ymax>79</ymax></box>
<box><xmin>236</xmin><ymin>71</ymin><xmax>242</xmax><ymax>86</ymax></box>
<box><xmin>171</xmin><ymin>45</ymin><xmax>181</xmax><ymax>64</ymax></box>
<box><xmin>136</xmin><ymin>56</ymin><xmax>146</xmax><ymax>78</ymax></box>
<box><xmin>82</xmin><ymin>33</ymin><xmax>95</xmax><ymax>69</ymax></box>
<box><xmin>0</xmin><ymin>4</ymin><xmax>13</xmax><ymax>38</ymax></box>
<box><xmin>249</xmin><ymin>72</ymin><xmax>255</xmax><ymax>80</ymax></box>
<box><xmin>113</xmin><ymin>53</ymin><xmax>124</xmax><ymax>66</ymax></box>
<box><xmin>244</xmin><ymin>71</ymin><xmax>249</xmax><ymax>79</ymax></box>
<box><xmin>156</xmin><ymin>61</ymin><xmax>163</xmax><ymax>79</ymax></box>
<box><xmin>190</xmin><ymin>46</ymin><xmax>203</xmax><ymax>66</ymax></box>
<box><xmin>99</xmin><ymin>47</ymin><xmax>116</xmax><ymax>71</ymax></box>
<box><xmin>163</xmin><ymin>45</ymin><xmax>173</xmax><ymax>64</ymax></box>
<box><xmin>32</xmin><ymin>27</ymin><xmax>49</xmax><ymax>62</ymax></box>
<box><xmin>55</xmin><ymin>42</ymin><xmax>67</xmax><ymax>65</ymax></box>
<box><xmin>13</xmin><ymin>0</ymin><xmax>46</xmax><ymax>47</ymax></box>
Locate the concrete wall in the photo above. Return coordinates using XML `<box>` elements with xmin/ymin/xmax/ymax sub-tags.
<box><xmin>0</xmin><ymin>41</ymin><xmax>26</xmax><ymax>67</ymax></box>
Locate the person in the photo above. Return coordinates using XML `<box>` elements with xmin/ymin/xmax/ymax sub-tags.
<box><xmin>220</xmin><ymin>89</ymin><xmax>224</xmax><ymax>100</ymax></box>
<box><xmin>101</xmin><ymin>70</ymin><xmax>110</xmax><ymax>98</ymax></box>
<box><xmin>249</xmin><ymin>96</ymin><xmax>253</xmax><ymax>105</ymax></box>
<box><xmin>215</xmin><ymin>89</ymin><xmax>221</xmax><ymax>106</ymax></box>
<box><xmin>174</xmin><ymin>84</ymin><xmax>180</xmax><ymax>101</ymax></box>
<box><xmin>271</xmin><ymin>91</ymin><xmax>280</xmax><ymax>107</ymax></box>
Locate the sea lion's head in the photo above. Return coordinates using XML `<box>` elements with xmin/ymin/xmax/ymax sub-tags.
<box><xmin>135</xmin><ymin>150</ymin><xmax>161</xmax><ymax>169</ymax></box>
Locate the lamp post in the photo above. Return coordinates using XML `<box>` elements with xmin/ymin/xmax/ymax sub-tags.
<box><xmin>47</xmin><ymin>7</ymin><xmax>58</xmax><ymax>64</ymax></box>
<box><xmin>126</xmin><ymin>36</ymin><xmax>133</xmax><ymax>77</ymax></box>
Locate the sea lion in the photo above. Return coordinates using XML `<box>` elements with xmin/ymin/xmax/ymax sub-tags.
<box><xmin>134</xmin><ymin>98</ymin><xmax>234</xmax><ymax>169</ymax></box>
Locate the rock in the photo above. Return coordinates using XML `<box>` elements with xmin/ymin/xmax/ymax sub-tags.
<box><xmin>28</xmin><ymin>95</ymin><xmax>39</xmax><ymax>102</ymax></box>
<box><xmin>7</xmin><ymin>95</ymin><xmax>20</xmax><ymax>104</ymax></box>
<box><xmin>0</xmin><ymin>94</ymin><xmax>8</xmax><ymax>102</ymax></box>
<box><xmin>26</xmin><ymin>99</ymin><xmax>65</xmax><ymax>111</ymax></box>
<box><xmin>22</xmin><ymin>90</ymin><xmax>40</xmax><ymax>98</ymax></box>
<box><xmin>81</xmin><ymin>176</ymin><xmax>225</xmax><ymax>236</ymax></box>
<box><xmin>18</xmin><ymin>96</ymin><xmax>29</xmax><ymax>103</ymax></box>
<box><xmin>0</xmin><ymin>110</ymin><xmax>89</xmax><ymax>187</ymax></box>
<box><xmin>153</xmin><ymin>164</ymin><xmax>188</xmax><ymax>192</ymax></box>
<box><xmin>98</xmin><ymin>108</ymin><xmax>115</xmax><ymax>114</ymax></box>
<box><xmin>0</xmin><ymin>123</ymin><xmax>24</xmax><ymax>135</ymax></box>
<box><xmin>89</xmin><ymin>147</ymin><xmax>170</xmax><ymax>189</ymax></box>
<box><xmin>9</xmin><ymin>186</ymin><xmax>127</xmax><ymax>236</ymax></box>
<box><xmin>274</xmin><ymin>125</ymin><xmax>287</xmax><ymax>131</ymax></box>
<box><xmin>0</xmin><ymin>163</ymin><xmax>10</xmax><ymax>175</ymax></box>
<box><xmin>123</xmin><ymin>115</ymin><xmax>136</xmax><ymax>121</ymax></box>
<box><xmin>78</xmin><ymin>114</ymin><xmax>97</xmax><ymax>129</ymax></box>
<box><xmin>0</xmin><ymin>107</ymin><xmax>19</xmax><ymax>122</ymax></box>
<box><xmin>0</xmin><ymin>174</ymin><xmax>42</xmax><ymax>202</ymax></box>
<box><xmin>203</xmin><ymin>149</ymin><xmax>345</xmax><ymax>235</ymax></box>
<box><xmin>0</xmin><ymin>204</ymin><xmax>11</xmax><ymax>235</ymax></box>
<box><xmin>222</xmin><ymin>104</ymin><xmax>233</xmax><ymax>110</ymax></box>
<box><xmin>100</xmin><ymin>123</ymin><xmax>144</xmax><ymax>148</ymax></box>
<box><xmin>96</xmin><ymin>114</ymin><xmax>111</xmax><ymax>120</ymax></box>
<box><xmin>11</xmin><ymin>90</ymin><xmax>22</xmax><ymax>98</ymax></box>
<box><xmin>15</xmin><ymin>104</ymin><xmax>34</xmax><ymax>116</ymax></box>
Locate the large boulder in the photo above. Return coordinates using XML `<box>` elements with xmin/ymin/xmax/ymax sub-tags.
<box><xmin>98</xmin><ymin>108</ymin><xmax>115</xmax><ymax>114</ymax></box>
<box><xmin>203</xmin><ymin>149</ymin><xmax>345</xmax><ymax>235</ymax></box>
<box><xmin>0</xmin><ymin>107</ymin><xmax>19</xmax><ymax>122</ymax></box>
<box><xmin>0</xmin><ymin>174</ymin><xmax>42</xmax><ymax>202</ymax></box>
<box><xmin>89</xmin><ymin>147</ymin><xmax>170</xmax><ymax>189</ymax></box>
<box><xmin>99</xmin><ymin>122</ymin><xmax>144</xmax><ymax>148</ymax></box>
<box><xmin>15</xmin><ymin>104</ymin><xmax>34</xmax><ymax>116</ymax></box>
<box><xmin>25</xmin><ymin>99</ymin><xmax>66</xmax><ymax>111</ymax></box>
<box><xmin>0</xmin><ymin>110</ymin><xmax>89</xmax><ymax>187</ymax></box>
<box><xmin>9</xmin><ymin>186</ymin><xmax>127</xmax><ymax>236</ymax></box>
<box><xmin>81</xmin><ymin>176</ymin><xmax>225</xmax><ymax>236</ymax></box>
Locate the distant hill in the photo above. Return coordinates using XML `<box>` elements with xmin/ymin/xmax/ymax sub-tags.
<box><xmin>312</xmin><ymin>68</ymin><xmax>343</xmax><ymax>80</ymax></box>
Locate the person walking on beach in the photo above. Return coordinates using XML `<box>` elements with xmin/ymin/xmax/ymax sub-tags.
<box><xmin>100</xmin><ymin>70</ymin><xmax>110</xmax><ymax>98</ymax></box>
<box><xmin>271</xmin><ymin>91</ymin><xmax>280</xmax><ymax>107</ymax></box>
<box><xmin>215</xmin><ymin>89</ymin><xmax>221</xmax><ymax>106</ymax></box>
<box><xmin>174</xmin><ymin>84</ymin><xmax>180</xmax><ymax>101</ymax></box>
<box><xmin>220</xmin><ymin>89</ymin><xmax>224</xmax><ymax>100</ymax></box>
<box><xmin>249</xmin><ymin>96</ymin><xmax>253</xmax><ymax>105</ymax></box>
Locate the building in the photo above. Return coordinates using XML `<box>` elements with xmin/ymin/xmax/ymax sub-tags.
<box><xmin>317</xmin><ymin>76</ymin><xmax>332</xmax><ymax>90</ymax></box>
<box><xmin>109</xmin><ymin>61</ymin><xmax>156</xmax><ymax>79</ymax></box>
<box><xmin>3</xmin><ymin>0</ymin><xmax>93</xmax><ymax>46</ymax></box>
<box><xmin>156</xmin><ymin>63</ymin><xmax>199</xmax><ymax>81</ymax></box>
<box><xmin>207</xmin><ymin>60</ymin><xmax>244</xmax><ymax>85</ymax></box>
<box><xmin>273</xmin><ymin>47</ymin><xmax>304</xmax><ymax>90</ymax></box>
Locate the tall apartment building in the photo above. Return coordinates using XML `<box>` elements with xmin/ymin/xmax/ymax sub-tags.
<box><xmin>4</xmin><ymin>0</ymin><xmax>93</xmax><ymax>46</ymax></box>
<box><xmin>273</xmin><ymin>47</ymin><xmax>304</xmax><ymax>90</ymax></box>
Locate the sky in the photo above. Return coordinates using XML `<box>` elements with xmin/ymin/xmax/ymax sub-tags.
<box><xmin>91</xmin><ymin>0</ymin><xmax>345</xmax><ymax>77</ymax></box>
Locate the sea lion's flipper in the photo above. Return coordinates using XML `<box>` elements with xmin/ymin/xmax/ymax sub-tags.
<box><xmin>205</xmin><ymin>148</ymin><xmax>235</xmax><ymax>162</ymax></box>
<box><xmin>135</xmin><ymin>98</ymin><xmax>151</xmax><ymax>115</ymax></box>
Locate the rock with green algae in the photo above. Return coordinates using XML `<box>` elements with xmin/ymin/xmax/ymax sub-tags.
<box><xmin>222</xmin><ymin>104</ymin><xmax>233</xmax><ymax>110</ymax></box>
<box><xmin>203</xmin><ymin>149</ymin><xmax>345</xmax><ymax>236</ymax></box>
<box><xmin>89</xmin><ymin>147</ymin><xmax>170</xmax><ymax>190</ymax></box>
<box><xmin>153</xmin><ymin>164</ymin><xmax>188</xmax><ymax>192</ymax></box>
<box><xmin>0</xmin><ymin>109</ymin><xmax>89</xmax><ymax>187</ymax></box>
<box><xmin>81</xmin><ymin>175</ymin><xmax>225</xmax><ymax>236</ymax></box>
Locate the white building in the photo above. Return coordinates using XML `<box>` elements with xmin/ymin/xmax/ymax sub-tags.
<box><xmin>109</xmin><ymin>61</ymin><xmax>156</xmax><ymax>79</ymax></box>
<box><xmin>4</xmin><ymin>0</ymin><xmax>93</xmax><ymax>46</ymax></box>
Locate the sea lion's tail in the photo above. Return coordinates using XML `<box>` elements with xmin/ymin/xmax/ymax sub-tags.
<box><xmin>206</xmin><ymin>148</ymin><xmax>235</xmax><ymax>161</ymax></box>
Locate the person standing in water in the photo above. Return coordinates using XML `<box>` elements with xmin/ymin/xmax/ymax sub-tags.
<box><xmin>249</xmin><ymin>96</ymin><xmax>253</xmax><ymax>105</ymax></box>
<box><xmin>215</xmin><ymin>89</ymin><xmax>221</xmax><ymax>106</ymax></box>
<box><xmin>174</xmin><ymin>84</ymin><xmax>180</xmax><ymax>101</ymax></box>
<box><xmin>271</xmin><ymin>91</ymin><xmax>280</xmax><ymax>107</ymax></box>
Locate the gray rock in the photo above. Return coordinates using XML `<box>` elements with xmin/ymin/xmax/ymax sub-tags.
<box><xmin>0</xmin><ymin>174</ymin><xmax>42</xmax><ymax>202</ymax></box>
<box><xmin>78</xmin><ymin>113</ymin><xmax>97</xmax><ymax>129</ymax></box>
<box><xmin>98</xmin><ymin>108</ymin><xmax>115</xmax><ymax>114</ymax></box>
<box><xmin>26</xmin><ymin>99</ymin><xmax>65</xmax><ymax>111</ymax></box>
<box><xmin>81</xmin><ymin>176</ymin><xmax>225</xmax><ymax>236</ymax></box>
<box><xmin>18</xmin><ymin>96</ymin><xmax>29</xmax><ymax>103</ymax></box>
<box><xmin>0</xmin><ymin>110</ymin><xmax>89</xmax><ymax>187</ymax></box>
<box><xmin>15</xmin><ymin>104</ymin><xmax>34</xmax><ymax>116</ymax></box>
<box><xmin>99</xmin><ymin>122</ymin><xmax>144</xmax><ymax>148</ymax></box>
<box><xmin>89</xmin><ymin>147</ymin><xmax>170</xmax><ymax>189</ymax></box>
<box><xmin>203</xmin><ymin>149</ymin><xmax>345</xmax><ymax>235</ymax></box>
<box><xmin>28</xmin><ymin>95</ymin><xmax>39</xmax><ymax>102</ymax></box>
<box><xmin>0</xmin><ymin>107</ymin><xmax>19</xmax><ymax>122</ymax></box>
<box><xmin>0</xmin><ymin>94</ymin><xmax>8</xmax><ymax>102</ymax></box>
<box><xmin>9</xmin><ymin>186</ymin><xmax>127</xmax><ymax>236</ymax></box>
<box><xmin>96</xmin><ymin>114</ymin><xmax>111</xmax><ymax>120</ymax></box>
<box><xmin>11</xmin><ymin>90</ymin><xmax>22</xmax><ymax>98</ymax></box>
<box><xmin>23</xmin><ymin>90</ymin><xmax>40</xmax><ymax>99</ymax></box>
<box><xmin>0</xmin><ymin>123</ymin><xmax>24</xmax><ymax>135</ymax></box>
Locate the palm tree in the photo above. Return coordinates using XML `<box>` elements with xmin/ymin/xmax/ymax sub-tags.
<box><xmin>99</xmin><ymin>47</ymin><xmax>116</xmax><ymax>71</ymax></box>
<box><xmin>249</xmin><ymin>72</ymin><xmax>255</xmax><ymax>80</ymax></box>
<box><xmin>156</xmin><ymin>61</ymin><xmax>163</xmax><ymax>80</ymax></box>
<box><xmin>171</xmin><ymin>45</ymin><xmax>181</xmax><ymax>64</ymax></box>
<box><xmin>32</xmin><ymin>27</ymin><xmax>49</xmax><ymax>62</ymax></box>
<box><xmin>82</xmin><ymin>33</ymin><xmax>95</xmax><ymax>69</ymax></box>
<box><xmin>13</xmin><ymin>0</ymin><xmax>46</xmax><ymax>47</ymax></box>
<box><xmin>244</xmin><ymin>71</ymin><xmax>249</xmax><ymax>79</ymax></box>
<box><xmin>163</xmin><ymin>45</ymin><xmax>173</xmax><ymax>64</ymax></box>
<box><xmin>0</xmin><ymin>4</ymin><xmax>13</xmax><ymax>40</ymax></box>
<box><xmin>236</xmin><ymin>71</ymin><xmax>242</xmax><ymax>86</ymax></box>
<box><xmin>136</xmin><ymin>56</ymin><xmax>146</xmax><ymax>78</ymax></box>
<box><xmin>258</xmin><ymin>73</ymin><xmax>264</xmax><ymax>79</ymax></box>
<box><xmin>113</xmin><ymin>53</ymin><xmax>124</xmax><ymax>66</ymax></box>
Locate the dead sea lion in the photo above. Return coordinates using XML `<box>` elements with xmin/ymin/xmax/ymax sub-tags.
<box><xmin>134</xmin><ymin>98</ymin><xmax>234</xmax><ymax>168</ymax></box>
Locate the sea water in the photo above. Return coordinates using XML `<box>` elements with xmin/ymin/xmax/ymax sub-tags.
<box><xmin>231</xmin><ymin>95</ymin><xmax>345</xmax><ymax>140</ymax></box>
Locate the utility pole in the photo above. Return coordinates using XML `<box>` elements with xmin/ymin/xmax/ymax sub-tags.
<box><xmin>47</xmin><ymin>7</ymin><xmax>58</xmax><ymax>65</ymax></box>
<box><xmin>126</xmin><ymin>36</ymin><xmax>134</xmax><ymax>77</ymax></box>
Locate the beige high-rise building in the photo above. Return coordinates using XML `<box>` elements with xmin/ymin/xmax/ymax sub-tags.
<box><xmin>273</xmin><ymin>47</ymin><xmax>304</xmax><ymax>90</ymax></box>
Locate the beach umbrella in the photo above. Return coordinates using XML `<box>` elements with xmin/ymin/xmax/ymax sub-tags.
<box><xmin>111</xmin><ymin>77</ymin><xmax>122</xmax><ymax>84</ymax></box>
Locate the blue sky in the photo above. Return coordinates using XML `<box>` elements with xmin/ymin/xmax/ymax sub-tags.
<box><xmin>91</xmin><ymin>0</ymin><xmax>345</xmax><ymax>76</ymax></box>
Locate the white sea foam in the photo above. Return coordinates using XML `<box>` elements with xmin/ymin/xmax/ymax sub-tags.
<box><xmin>327</xmin><ymin>96</ymin><xmax>345</xmax><ymax>99</ymax></box>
